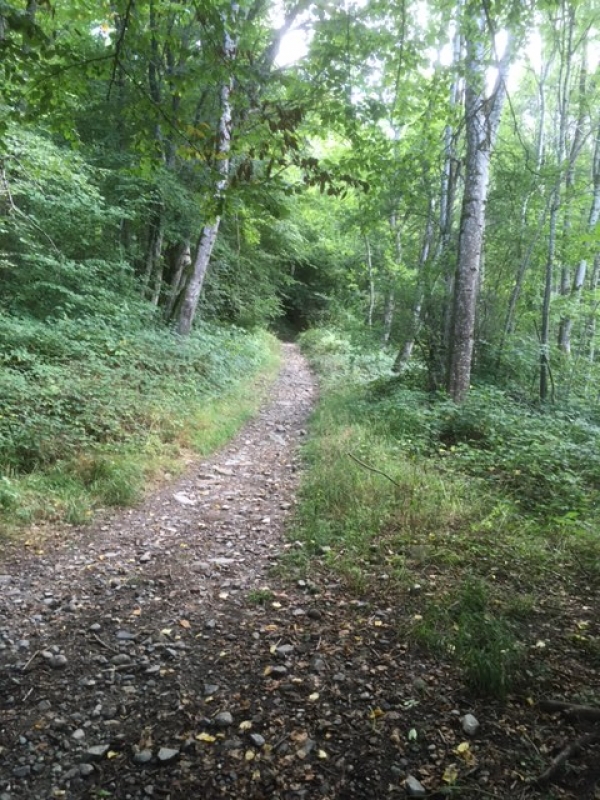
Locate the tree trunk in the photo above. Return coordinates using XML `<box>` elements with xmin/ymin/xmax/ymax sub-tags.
<box><xmin>540</xmin><ymin>1</ymin><xmax>573</xmax><ymax>400</ymax></box>
<box><xmin>394</xmin><ymin>199</ymin><xmax>433</xmax><ymax>373</ymax></box>
<box><xmin>177</xmin><ymin>8</ymin><xmax>236</xmax><ymax>336</ymax></box>
<box><xmin>558</xmin><ymin>50</ymin><xmax>587</xmax><ymax>354</ymax></box>
<box><xmin>446</xmin><ymin>9</ymin><xmax>509</xmax><ymax>402</ymax></box>
<box><xmin>165</xmin><ymin>240</ymin><xmax>192</xmax><ymax>322</ymax></box>
<box><xmin>364</xmin><ymin>234</ymin><xmax>375</xmax><ymax>328</ymax></box>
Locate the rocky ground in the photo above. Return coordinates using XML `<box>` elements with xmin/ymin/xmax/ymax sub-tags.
<box><xmin>0</xmin><ymin>344</ymin><xmax>598</xmax><ymax>800</ymax></box>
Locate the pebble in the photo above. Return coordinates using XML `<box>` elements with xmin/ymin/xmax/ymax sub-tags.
<box><xmin>49</xmin><ymin>654</ymin><xmax>68</xmax><ymax>669</ymax></box>
<box><xmin>86</xmin><ymin>745</ymin><xmax>110</xmax><ymax>761</ymax></box>
<box><xmin>12</xmin><ymin>766</ymin><xmax>30</xmax><ymax>778</ymax></box>
<box><xmin>249</xmin><ymin>733</ymin><xmax>265</xmax><ymax>748</ymax></box>
<box><xmin>214</xmin><ymin>712</ymin><xmax>234</xmax><ymax>728</ymax></box>
<box><xmin>462</xmin><ymin>713</ymin><xmax>480</xmax><ymax>736</ymax></box>
<box><xmin>276</xmin><ymin>644</ymin><xmax>294</xmax><ymax>657</ymax></box>
<box><xmin>405</xmin><ymin>775</ymin><xmax>427</xmax><ymax>797</ymax></box>
<box><xmin>79</xmin><ymin>763</ymin><xmax>94</xmax><ymax>777</ymax></box>
<box><xmin>111</xmin><ymin>654</ymin><xmax>131</xmax><ymax>666</ymax></box>
<box><xmin>134</xmin><ymin>750</ymin><xmax>153</xmax><ymax>765</ymax></box>
<box><xmin>157</xmin><ymin>747</ymin><xmax>179</xmax><ymax>764</ymax></box>
<box><xmin>270</xmin><ymin>665</ymin><xmax>288</xmax><ymax>677</ymax></box>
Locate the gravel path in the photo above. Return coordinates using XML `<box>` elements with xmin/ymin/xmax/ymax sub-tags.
<box><xmin>1</xmin><ymin>344</ymin><xmax>594</xmax><ymax>800</ymax></box>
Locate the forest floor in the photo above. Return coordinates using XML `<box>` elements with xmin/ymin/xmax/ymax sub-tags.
<box><xmin>0</xmin><ymin>344</ymin><xmax>598</xmax><ymax>800</ymax></box>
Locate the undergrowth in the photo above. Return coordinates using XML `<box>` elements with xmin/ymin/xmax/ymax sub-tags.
<box><xmin>292</xmin><ymin>327</ymin><xmax>600</xmax><ymax>699</ymax></box>
<box><xmin>0</xmin><ymin>315</ymin><xmax>280</xmax><ymax>531</ymax></box>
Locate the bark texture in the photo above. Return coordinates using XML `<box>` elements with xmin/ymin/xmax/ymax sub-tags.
<box><xmin>447</xmin><ymin>10</ymin><xmax>509</xmax><ymax>402</ymax></box>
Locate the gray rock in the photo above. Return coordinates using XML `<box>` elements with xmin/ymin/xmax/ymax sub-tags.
<box><xmin>405</xmin><ymin>775</ymin><xmax>426</xmax><ymax>797</ymax></box>
<box><xmin>139</xmin><ymin>552</ymin><xmax>152</xmax><ymax>563</ymax></box>
<box><xmin>203</xmin><ymin>683</ymin><xmax>219</xmax><ymax>696</ymax></box>
<box><xmin>461</xmin><ymin>713</ymin><xmax>480</xmax><ymax>736</ymax></box>
<box><xmin>270</xmin><ymin>665</ymin><xmax>288</xmax><ymax>678</ymax></box>
<box><xmin>72</xmin><ymin>729</ymin><xmax>85</xmax><ymax>741</ymax></box>
<box><xmin>86</xmin><ymin>744</ymin><xmax>110</xmax><ymax>761</ymax></box>
<box><xmin>79</xmin><ymin>764</ymin><xmax>94</xmax><ymax>777</ymax></box>
<box><xmin>157</xmin><ymin>747</ymin><xmax>179</xmax><ymax>764</ymax></box>
<box><xmin>134</xmin><ymin>750</ymin><xmax>153</xmax><ymax>765</ymax></box>
<box><xmin>310</xmin><ymin>657</ymin><xmax>326</xmax><ymax>673</ymax></box>
<box><xmin>214</xmin><ymin>711</ymin><xmax>233</xmax><ymax>728</ymax></box>
<box><xmin>111</xmin><ymin>654</ymin><xmax>131</xmax><ymax>666</ymax></box>
<box><xmin>116</xmin><ymin>630</ymin><xmax>137</xmax><ymax>641</ymax></box>
<box><xmin>276</xmin><ymin>644</ymin><xmax>294</xmax><ymax>658</ymax></box>
<box><xmin>249</xmin><ymin>733</ymin><xmax>265</xmax><ymax>748</ymax></box>
<box><xmin>49</xmin><ymin>654</ymin><xmax>68</xmax><ymax>669</ymax></box>
<box><xmin>12</xmin><ymin>765</ymin><xmax>31</xmax><ymax>778</ymax></box>
<box><xmin>89</xmin><ymin>623</ymin><xmax>102</xmax><ymax>632</ymax></box>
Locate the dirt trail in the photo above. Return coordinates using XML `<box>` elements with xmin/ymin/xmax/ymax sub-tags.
<box><xmin>2</xmin><ymin>345</ymin><xmax>580</xmax><ymax>800</ymax></box>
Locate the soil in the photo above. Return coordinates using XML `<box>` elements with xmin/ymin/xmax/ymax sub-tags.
<box><xmin>0</xmin><ymin>344</ymin><xmax>598</xmax><ymax>800</ymax></box>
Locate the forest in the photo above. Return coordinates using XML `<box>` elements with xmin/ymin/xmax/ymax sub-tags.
<box><xmin>1</xmin><ymin>0</ymin><xmax>600</xmax><ymax>796</ymax></box>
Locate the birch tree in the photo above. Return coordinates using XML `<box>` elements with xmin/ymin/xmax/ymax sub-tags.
<box><xmin>446</xmin><ymin>5</ymin><xmax>511</xmax><ymax>402</ymax></box>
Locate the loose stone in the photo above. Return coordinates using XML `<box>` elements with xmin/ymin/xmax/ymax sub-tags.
<box><xmin>157</xmin><ymin>747</ymin><xmax>179</xmax><ymax>764</ymax></box>
<box><xmin>214</xmin><ymin>712</ymin><xmax>234</xmax><ymax>728</ymax></box>
<box><xmin>461</xmin><ymin>713</ymin><xmax>480</xmax><ymax>736</ymax></box>
<box><xmin>405</xmin><ymin>775</ymin><xmax>427</xmax><ymax>797</ymax></box>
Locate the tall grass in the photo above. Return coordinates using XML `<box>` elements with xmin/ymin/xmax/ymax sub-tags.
<box><xmin>292</xmin><ymin>327</ymin><xmax>600</xmax><ymax>698</ymax></box>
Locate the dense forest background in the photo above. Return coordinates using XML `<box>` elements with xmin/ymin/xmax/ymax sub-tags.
<box><xmin>1</xmin><ymin>0</ymin><xmax>600</xmax><ymax>535</ymax></box>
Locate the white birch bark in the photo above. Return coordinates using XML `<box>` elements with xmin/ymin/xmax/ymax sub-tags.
<box><xmin>177</xmin><ymin>6</ymin><xmax>237</xmax><ymax>336</ymax></box>
<box><xmin>447</xmin><ymin>9</ymin><xmax>510</xmax><ymax>402</ymax></box>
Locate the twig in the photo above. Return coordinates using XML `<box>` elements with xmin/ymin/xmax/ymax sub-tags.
<box><xmin>91</xmin><ymin>632</ymin><xmax>119</xmax><ymax>654</ymax></box>
<box><xmin>347</xmin><ymin>452</ymin><xmax>401</xmax><ymax>488</ymax></box>
<box><xmin>22</xmin><ymin>650</ymin><xmax>40</xmax><ymax>672</ymax></box>
<box><xmin>535</xmin><ymin>729</ymin><xmax>600</xmax><ymax>786</ymax></box>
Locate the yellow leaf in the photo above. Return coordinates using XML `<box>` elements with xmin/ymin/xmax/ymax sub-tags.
<box><xmin>317</xmin><ymin>749</ymin><xmax>328</xmax><ymax>759</ymax></box>
<box><xmin>132</xmin><ymin>608</ymin><xmax>142</xmax><ymax>616</ymax></box>
<box><xmin>160</xmin><ymin>628</ymin><xmax>172</xmax><ymax>637</ymax></box>
<box><xmin>456</xmin><ymin>742</ymin><xmax>470</xmax><ymax>754</ymax></box>
<box><xmin>263</xmin><ymin>666</ymin><xmax>272</xmax><ymax>676</ymax></box>
<box><xmin>107</xmin><ymin>750</ymin><xmax>119</xmax><ymax>760</ymax></box>
<box><xmin>219</xmin><ymin>592</ymin><xmax>229</xmax><ymax>600</ymax></box>
<box><xmin>269</xmin><ymin>645</ymin><xmax>277</xmax><ymax>655</ymax></box>
<box><xmin>239</xmin><ymin>721</ymin><xmax>253</xmax><ymax>732</ymax></box>
<box><xmin>308</xmin><ymin>693</ymin><xmax>319</xmax><ymax>702</ymax></box>
<box><xmin>442</xmin><ymin>764</ymin><xmax>458</xmax><ymax>784</ymax></box>
<box><xmin>373</xmin><ymin>619</ymin><xmax>383</xmax><ymax>627</ymax></box>
<box><xmin>196</xmin><ymin>733</ymin><xmax>216</xmax><ymax>743</ymax></box>
<box><xmin>368</xmin><ymin>708</ymin><xmax>384</xmax><ymax>720</ymax></box>
<box><xmin>271</xmin><ymin>601</ymin><xmax>282</xmax><ymax>609</ymax></box>
<box><xmin>245</xmin><ymin>750</ymin><xmax>255</xmax><ymax>761</ymax></box>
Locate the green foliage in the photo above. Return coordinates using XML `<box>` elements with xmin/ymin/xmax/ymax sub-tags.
<box><xmin>294</xmin><ymin>327</ymin><xmax>600</xmax><ymax>697</ymax></box>
<box><xmin>0</xmin><ymin>312</ymin><xmax>279</xmax><ymax>529</ymax></box>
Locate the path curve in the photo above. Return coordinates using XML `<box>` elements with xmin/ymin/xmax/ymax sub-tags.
<box><xmin>0</xmin><ymin>345</ymin><xmax>420</xmax><ymax>800</ymax></box>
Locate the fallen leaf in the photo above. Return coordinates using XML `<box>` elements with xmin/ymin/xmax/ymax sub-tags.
<box><xmin>196</xmin><ymin>733</ymin><xmax>216</xmax><ymax>743</ymax></box>
<box><xmin>179</xmin><ymin>619</ymin><xmax>191</xmax><ymax>629</ymax></box>
<box><xmin>239</xmin><ymin>721</ymin><xmax>253</xmax><ymax>732</ymax></box>
<box><xmin>442</xmin><ymin>764</ymin><xmax>458</xmax><ymax>784</ymax></box>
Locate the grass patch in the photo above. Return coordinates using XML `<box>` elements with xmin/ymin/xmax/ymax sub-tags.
<box><xmin>0</xmin><ymin>323</ymin><xmax>280</xmax><ymax>534</ymax></box>
<box><xmin>292</xmin><ymin>327</ymin><xmax>600</xmax><ymax>699</ymax></box>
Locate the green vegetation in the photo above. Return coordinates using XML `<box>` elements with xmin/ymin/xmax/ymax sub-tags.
<box><xmin>293</xmin><ymin>328</ymin><xmax>600</xmax><ymax>697</ymax></box>
<box><xmin>0</xmin><ymin>317</ymin><xmax>279</xmax><ymax>531</ymax></box>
